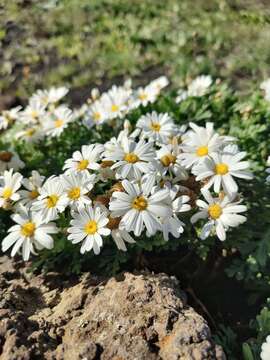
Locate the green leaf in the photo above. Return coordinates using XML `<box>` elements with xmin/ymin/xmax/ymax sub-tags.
<box><xmin>242</xmin><ymin>343</ymin><xmax>254</xmax><ymax>360</ymax></box>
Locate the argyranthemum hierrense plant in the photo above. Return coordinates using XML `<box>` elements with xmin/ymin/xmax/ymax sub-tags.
<box><xmin>2</xmin><ymin>73</ymin><xmax>270</xmax><ymax>359</ymax></box>
<box><xmin>0</xmin><ymin>71</ymin><xmax>253</xmax><ymax>262</ymax></box>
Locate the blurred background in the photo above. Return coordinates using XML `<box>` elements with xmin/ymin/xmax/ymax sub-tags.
<box><xmin>1</xmin><ymin>0</ymin><xmax>270</xmax><ymax>109</ymax></box>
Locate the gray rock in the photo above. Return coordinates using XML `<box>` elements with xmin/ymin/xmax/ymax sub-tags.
<box><xmin>0</xmin><ymin>257</ymin><xmax>225</xmax><ymax>359</ymax></box>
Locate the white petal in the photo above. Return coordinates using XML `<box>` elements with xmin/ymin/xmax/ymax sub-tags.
<box><xmin>2</xmin><ymin>231</ymin><xmax>20</xmax><ymax>252</ymax></box>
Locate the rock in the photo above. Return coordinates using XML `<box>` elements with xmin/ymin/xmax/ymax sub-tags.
<box><xmin>0</xmin><ymin>257</ymin><xmax>225</xmax><ymax>359</ymax></box>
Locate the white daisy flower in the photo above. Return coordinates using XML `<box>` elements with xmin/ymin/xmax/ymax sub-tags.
<box><xmin>191</xmin><ymin>189</ymin><xmax>247</xmax><ymax>241</ymax></box>
<box><xmin>73</xmin><ymin>103</ymin><xmax>88</xmax><ymax>119</ymax></box>
<box><xmin>131</xmin><ymin>85</ymin><xmax>158</xmax><ymax>107</ymax></box>
<box><xmin>0</xmin><ymin>106</ymin><xmax>21</xmax><ymax>130</ymax></box>
<box><xmin>63</xmin><ymin>143</ymin><xmax>104</xmax><ymax>174</ymax></box>
<box><xmin>61</xmin><ymin>172</ymin><xmax>95</xmax><ymax>209</ymax></box>
<box><xmin>43</xmin><ymin>106</ymin><xmax>73</xmax><ymax>137</ymax></box>
<box><xmin>104</xmin><ymin>136</ymin><xmax>155</xmax><ymax>180</ymax></box>
<box><xmin>187</xmin><ymin>75</ymin><xmax>212</xmax><ymax>97</ymax></box>
<box><xmin>31</xmin><ymin>86</ymin><xmax>69</xmax><ymax>106</ymax></box>
<box><xmin>156</xmin><ymin>142</ymin><xmax>188</xmax><ymax>179</ymax></box>
<box><xmin>128</xmin><ymin>76</ymin><xmax>168</xmax><ymax>109</ymax></box>
<box><xmin>17</xmin><ymin>171</ymin><xmax>45</xmax><ymax>208</ymax></box>
<box><xmin>109</xmin><ymin>177</ymin><xmax>172</xmax><ymax>236</ymax></box>
<box><xmin>148</xmin><ymin>76</ymin><xmax>169</xmax><ymax>93</ymax></box>
<box><xmin>261</xmin><ymin>335</ymin><xmax>270</xmax><ymax>360</ymax></box>
<box><xmin>31</xmin><ymin>176</ymin><xmax>68</xmax><ymax>222</ymax></box>
<box><xmin>2</xmin><ymin>206</ymin><xmax>58</xmax><ymax>261</ymax></box>
<box><xmin>94</xmin><ymin>202</ymin><xmax>136</xmax><ymax>252</ymax></box>
<box><xmin>0</xmin><ymin>169</ymin><xmax>23</xmax><ymax>207</ymax></box>
<box><xmin>21</xmin><ymin>99</ymin><xmax>46</xmax><ymax>125</ymax></box>
<box><xmin>16</xmin><ymin>125</ymin><xmax>44</xmax><ymax>143</ymax></box>
<box><xmin>0</xmin><ymin>150</ymin><xmax>25</xmax><ymax>173</ymax></box>
<box><xmin>192</xmin><ymin>150</ymin><xmax>253</xmax><ymax>196</ymax></box>
<box><xmin>158</xmin><ymin>183</ymin><xmax>191</xmax><ymax>241</ymax></box>
<box><xmin>83</xmin><ymin>100</ymin><xmax>108</xmax><ymax>128</ymax></box>
<box><xmin>103</xmin><ymin>123</ymin><xmax>131</xmax><ymax>158</ymax></box>
<box><xmin>179</xmin><ymin>122</ymin><xmax>233</xmax><ymax>169</ymax></box>
<box><xmin>102</xmin><ymin>85</ymin><xmax>130</xmax><ymax>119</ymax></box>
<box><xmin>67</xmin><ymin>205</ymin><xmax>111</xmax><ymax>255</ymax></box>
<box><xmin>260</xmin><ymin>79</ymin><xmax>270</xmax><ymax>101</ymax></box>
<box><xmin>137</xmin><ymin>111</ymin><xmax>177</xmax><ymax>144</ymax></box>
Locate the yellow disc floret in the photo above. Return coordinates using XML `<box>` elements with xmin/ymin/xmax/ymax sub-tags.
<box><xmin>85</xmin><ymin>220</ymin><xmax>98</xmax><ymax>235</ymax></box>
<box><xmin>21</xmin><ymin>222</ymin><xmax>36</xmax><ymax>237</ymax></box>
<box><xmin>93</xmin><ymin>112</ymin><xmax>101</xmax><ymax>122</ymax></box>
<box><xmin>160</xmin><ymin>153</ymin><xmax>177</xmax><ymax>167</ymax></box>
<box><xmin>132</xmin><ymin>196</ymin><xmax>148</xmax><ymax>211</ymax></box>
<box><xmin>150</xmin><ymin>122</ymin><xmax>161</xmax><ymax>132</ymax></box>
<box><xmin>29</xmin><ymin>189</ymin><xmax>39</xmax><ymax>200</ymax></box>
<box><xmin>111</xmin><ymin>104</ymin><xmax>119</xmax><ymax>112</ymax></box>
<box><xmin>124</xmin><ymin>152</ymin><xmax>139</xmax><ymax>164</ymax></box>
<box><xmin>31</xmin><ymin>110</ymin><xmax>38</xmax><ymax>119</ymax></box>
<box><xmin>46</xmin><ymin>194</ymin><xmax>59</xmax><ymax>208</ymax></box>
<box><xmin>215</xmin><ymin>163</ymin><xmax>229</xmax><ymax>175</ymax></box>
<box><xmin>54</xmin><ymin>119</ymin><xmax>64</xmax><ymax>128</ymax></box>
<box><xmin>2</xmin><ymin>187</ymin><xmax>12</xmax><ymax>199</ymax></box>
<box><xmin>139</xmin><ymin>92</ymin><xmax>148</xmax><ymax>101</ymax></box>
<box><xmin>26</xmin><ymin>128</ymin><xmax>36</xmax><ymax>137</ymax></box>
<box><xmin>208</xmin><ymin>203</ymin><xmax>223</xmax><ymax>219</ymax></box>
<box><xmin>196</xmin><ymin>146</ymin><xmax>208</xmax><ymax>157</ymax></box>
<box><xmin>68</xmin><ymin>187</ymin><xmax>81</xmax><ymax>200</ymax></box>
<box><xmin>77</xmin><ymin>159</ymin><xmax>89</xmax><ymax>171</ymax></box>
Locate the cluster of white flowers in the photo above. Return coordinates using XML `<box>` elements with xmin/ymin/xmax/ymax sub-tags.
<box><xmin>261</xmin><ymin>335</ymin><xmax>270</xmax><ymax>360</ymax></box>
<box><xmin>0</xmin><ymin>87</ymin><xmax>72</xmax><ymax>142</ymax></box>
<box><xmin>81</xmin><ymin>76</ymin><xmax>169</xmax><ymax>128</ymax></box>
<box><xmin>0</xmin><ymin>77</ymin><xmax>169</xmax><ymax>185</ymax></box>
<box><xmin>176</xmin><ymin>75</ymin><xmax>213</xmax><ymax>103</ymax></box>
<box><xmin>0</xmin><ymin>110</ymin><xmax>252</xmax><ymax>260</ymax></box>
<box><xmin>0</xmin><ymin>76</ymin><xmax>169</xmax><ymax>143</ymax></box>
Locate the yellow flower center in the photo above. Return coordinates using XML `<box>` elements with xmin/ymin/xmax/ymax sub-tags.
<box><xmin>124</xmin><ymin>152</ymin><xmax>139</xmax><ymax>164</ymax></box>
<box><xmin>4</xmin><ymin>112</ymin><xmax>13</xmax><ymax>124</ymax></box>
<box><xmin>21</xmin><ymin>222</ymin><xmax>36</xmax><ymax>237</ymax></box>
<box><xmin>208</xmin><ymin>203</ymin><xmax>223</xmax><ymax>219</ymax></box>
<box><xmin>215</xmin><ymin>163</ymin><xmax>229</xmax><ymax>175</ymax></box>
<box><xmin>68</xmin><ymin>187</ymin><xmax>81</xmax><ymax>200</ymax></box>
<box><xmin>2</xmin><ymin>187</ymin><xmax>12</xmax><ymax>199</ymax></box>
<box><xmin>160</xmin><ymin>153</ymin><xmax>177</xmax><ymax>167</ymax></box>
<box><xmin>84</xmin><ymin>220</ymin><xmax>98</xmax><ymax>235</ymax></box>
<box><xmin>196</xmin><ymin>146</ymin><xmax>208</xmax><ymax>157</ymax></box>
<box><xmin>0</xmin><ymin>151</ymin><xmax>13</xmax><ymax>162</ymax></box>
<box><xmin>31</xmin><ymin>110</ymin><xmax>38</xmax><ymax>119</ymax></box>
<box><xmin>139</xmin><ymin>92</ymin><xmax>148</xmax><ymax>101</ymax></box>
<box><xmin>26</xmin><ymin>128</ymin><xmax>36</xmax><ymax>137</ymax></box>
<box><xmin>132</xmin><ymin>196</ymin><xmax>148</xmax><ymax>211</ymax></box>
<box><xmin>111</xmin><ymin>104</ymin><xmax>119</xmax><ymax>112</ymax></box>
<box><xmin>29</xmin><ymin>189</ymin><xmax>39</xmax><ymax>199</ymax></box>
<box><xmin>93</xmin><ymin>112</ymin><xmax>101</xmax><ymax>121</ymax></box>
<box><xmin>54</xmin><ymin>119</ymin><xmax>64</xmax><ymax>128</ymax></box>
<box><xmin>77</xmin><ymin>159</ymin><xmax>89</xmax><ymax>171</ymax></box>
<box><xmin>46</xmin><ymin>194</ymin><xmax>59</xmax><ymax>208</ymax></box>
<box><xmin>150</xmin><ymin>122</ymin><xmax>161</xmax><ymax>132</ymax></box>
